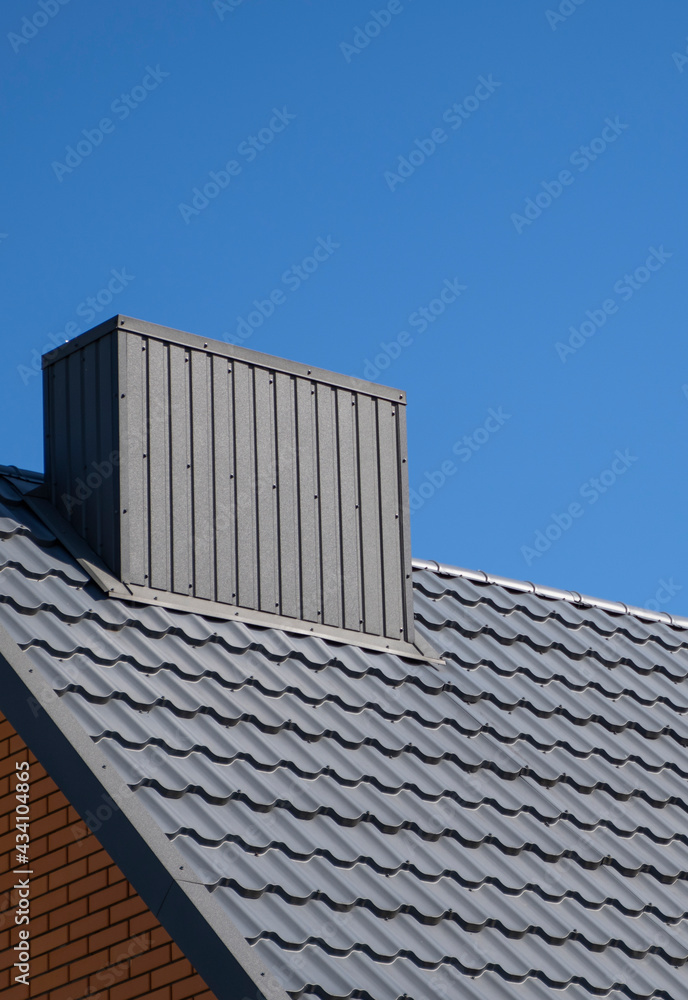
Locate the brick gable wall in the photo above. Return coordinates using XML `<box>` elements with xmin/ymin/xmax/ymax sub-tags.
<box><xmin>0</xmin><ymin>711</ymin><xmax>218</xmax><ymax>1000</ymax></box>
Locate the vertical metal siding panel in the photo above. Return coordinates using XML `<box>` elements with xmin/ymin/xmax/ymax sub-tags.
<box><xmin>120</xmin><ymin>332</ymin><xmax>148</xmax><ymax>586</ymax></box>
<box><xmin>212</xmin><ymin>354</ymin><xmax>236</xmax><ymax>605</ymax></box>
<box><xmin>49</xmin><ymin>361</ymin><xmax>69</xmax><ymax>515</ymax></box>
<box><xmin>190</xmin><ymin>350</ymin><xmax>214</xmax><ymax>600</ymax></box>
<box><xmin>146</xmin><ymin>338</ymin><xmax>170</xmax><ymax>591</ymax></box>
<box><xmin>336</xmin><ymin>389</ymin><xmax>361</xmax><ymax>632</ymax></box>
<box><xmin>395</xmin><ymin>403</ymin><xmax>415</xmax><ymax>643</ymax></box>
<box><xmin>377</xmin><ymin>398</ymin><xmax>404</xmax><ymax>639</ymax></box>
<box><xmin>168</xmin><ymin>345</ymin><xmax>191</xmax><ymax>595</ymax></box>
<box><xmin>81</xmin><ymin>341</ymin><xmax>99</xmax><ymax>557</ymax></box>
<box><xmin>96</xmin><ymin>333</ymin><xmax>117</xmax><ymax>573</ymax></box>
<box><xmin>295</xmin><ymin>377</ymin><xmax>320</xmax><ymax>623</ymax></box>
<box><xmin>253</xmin><ymin>367</ymin><xmax>278</xmax><ymax>613</ymax></box>
<box><xmin>275</xmin><ymin>373</ymin><xmax>299</xmax><ymax>620</ymax></box>
<box><xmin>356</xmin><ymin>394</ymin><xmax>383</xmax><ymax>635</ymax></box>
<box><xmin>42</xmin><ymin>366</ymin><xmax>54</xmax><ymax>502</ymax></box>
<box><xmin>233</xmin><ymin>361</ymin><xmax>258</xmax><ymax>610</ymax></box>
<box><xmin>316</xmin><ymin>384</ymin><xmax>341</xmax><ymax>628</ymax></box>
<box><xmin>66</xmin><ymin>350</ymin><xmax>85</xmax><ymax>539</ymax></box>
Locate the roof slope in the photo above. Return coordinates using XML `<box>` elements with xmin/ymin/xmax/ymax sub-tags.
<box><xmin>1</xmin><ymin>468</ymin><xmax>688</xmax><ymax>999</ymax></box>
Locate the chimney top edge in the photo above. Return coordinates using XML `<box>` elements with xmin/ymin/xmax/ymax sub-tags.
<box><xmin>40</xmin><ymin>315</ymin><xmax>407</xmax><ymax>404</ymax></box>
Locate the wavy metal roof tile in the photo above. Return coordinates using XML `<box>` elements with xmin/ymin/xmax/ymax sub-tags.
<box><xmin>1</xmin><ymin>468</ymin><xmax>688</xmax><ymax>999</ymax></box>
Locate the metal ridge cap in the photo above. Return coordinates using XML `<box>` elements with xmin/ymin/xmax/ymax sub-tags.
<box><xmin>0</xmin><ymin>465</ymin><xmax>44</xmax><ymax>482</ymax></box>
<box><xmin>411</xmin><ymin>557</ymin><xmax>688</xmax><ymax>630</ymax></box>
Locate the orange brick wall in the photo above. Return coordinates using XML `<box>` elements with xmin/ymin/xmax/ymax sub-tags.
<box><xmin>0</xmin><ymin>712</ymin><xmax>218</xmax><ymax>1000</ymax></box>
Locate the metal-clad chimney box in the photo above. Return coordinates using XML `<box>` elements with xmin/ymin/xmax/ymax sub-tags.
<box><xmin>42</xmin><ymin>316</ymin><xmax>419</xmax><ymax>655</ymax></box>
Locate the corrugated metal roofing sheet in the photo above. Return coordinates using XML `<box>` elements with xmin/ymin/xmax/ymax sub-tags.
<box><xmin>1</xmin><ymin>468</ymin><xmax>688</xmax><ymax>999</ymax></box>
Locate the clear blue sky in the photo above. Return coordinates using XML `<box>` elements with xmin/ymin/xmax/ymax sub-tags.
<box><xmin>2</xmin><ymin>1</ymin><xmax>687</xmax><ymax>612</ymax></box>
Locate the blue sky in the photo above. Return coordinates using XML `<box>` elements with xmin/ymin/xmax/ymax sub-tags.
<box><xmin>2</xmin><ymin>1</ymin><xmax>687</xmax><ymax>612</ymax></box>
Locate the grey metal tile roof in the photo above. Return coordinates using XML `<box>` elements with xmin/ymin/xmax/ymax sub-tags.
<box><xmin>1</xmin><ymin>467</ymin><xmax>688</xmax><ymax>999</ymax></box>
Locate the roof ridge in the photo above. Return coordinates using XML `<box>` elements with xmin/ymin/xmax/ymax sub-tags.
<box><xmin>412</xmin><ymin>559</ymin><xmax>688</xmax><ymax>631</ymax></box>
<box><xmin>5</xmin><ymin>470</ymin><xmax>685</xmax><ymax>632</ymax></box>
<box><xmin>0</xmin><ymin>464</ymin><xmax>43</xmax><ymax>483</ymax></box>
